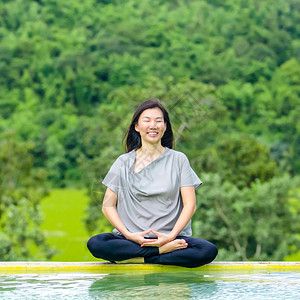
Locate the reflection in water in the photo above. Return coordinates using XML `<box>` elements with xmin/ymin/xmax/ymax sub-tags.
<box><xmin>89</xmin><ymin>271</ymin><xmax>218</xmax><ymax>299</ymax></box>
<box><xmin>1</xmin><ymin>270</ymin><xmax>299</xmax><ymax>299</ymax></box>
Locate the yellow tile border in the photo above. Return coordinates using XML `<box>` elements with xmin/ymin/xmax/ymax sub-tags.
<box><xmin>0</xmin><ymin>261</ymin><xmax>299</xmax><ymax>271</ymax></box>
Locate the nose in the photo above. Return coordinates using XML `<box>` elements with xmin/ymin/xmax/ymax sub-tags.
<box><xmin>149</xmin><ymin>120</ymin><xmax>157</xmax><ymax>128</ymax></box>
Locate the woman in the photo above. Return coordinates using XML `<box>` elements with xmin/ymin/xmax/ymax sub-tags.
<box><xmin>87</xmin><ymin>99</ymin><xmax>218</xmax><ymax>268</ymax></box>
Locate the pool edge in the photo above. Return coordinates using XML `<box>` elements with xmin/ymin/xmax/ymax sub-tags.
<box><xmin>0</xmin><ymin>261</ymin><xmax>299</xmax><ymax>271</ymax></box>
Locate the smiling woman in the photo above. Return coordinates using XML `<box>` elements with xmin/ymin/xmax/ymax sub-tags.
<box><xmin>87</xmin><ymin>99</ymin><xmax>218</xmax><ymax>267</ymax></box>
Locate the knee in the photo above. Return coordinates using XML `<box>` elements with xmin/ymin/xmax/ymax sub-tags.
<box><xmin>193</xmin><ymin>241</ymin><xmax>218</xmax><ymax>267</ymax></box>
<box><xmin>87</xmin><ymin>233</ymin><xmax>112</xmax><ymax>258</ymax></box>
<box><xmin>205</xmin><ymin>243</ymin><xmax>218</xmax><ymax>264</ymax></box>
<box><xmin>87</xmin><ymin>236</ymin><xmax>98</xmax><ymax>255</ymax></box>
<box><xmin>87</xmin><ymin>234</ymin><xmax>107</xmax><ymax>256</ymax></box>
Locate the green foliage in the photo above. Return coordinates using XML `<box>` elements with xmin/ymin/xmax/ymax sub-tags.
<box><xmin>193</xmin><ymin>174</ymin><xmax>300</xmax><ymax>260</ymax></box>
<box><xmin>198</xmin><ymin>133</ymin><xmax>278</xmax><ymax>189</ymax></box>
<box><xmin>0</xmin><ymin>0</ymin><xmax>299</xmax><ymax>260</ymax></box>
<box><xmin>0</xmin><ymin>132</ymin><xmax>54</xmax><ymax>260</ymax></box>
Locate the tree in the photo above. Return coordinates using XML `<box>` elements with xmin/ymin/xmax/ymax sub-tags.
<box><xmin>0</xmin><ymin>132</ymin><xmax>55</xmax><ymax>260</ymax></box>
<box><xmin>193</xmin><ymin>173</ymin><xmax>300</xmax><ymax>260</ymax></box>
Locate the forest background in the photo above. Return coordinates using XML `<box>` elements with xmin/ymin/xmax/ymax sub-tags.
<box><xmin>0</xmin><ymin>0</ymin><xmax>300</xmax><ymax>262</ymax></box>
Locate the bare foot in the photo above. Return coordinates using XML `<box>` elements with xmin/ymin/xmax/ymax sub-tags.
<box><xmin>159</xmin><ymin>239</ymin><xmax>188</xmax><ymax>254</ymax></box>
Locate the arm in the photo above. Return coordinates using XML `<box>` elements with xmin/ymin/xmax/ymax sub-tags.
<box><xmin>142</xmin><ymin>185</ymin><xmax>196</xmax><ymax>247</ymax></box>
<box><xmin>102</xmin><ymin>188</ymin><xmax>129</xmax><ymax>237</ymax></box>
<box><xmin>102</xmin><ymin>188</ymin><xmax>154</xmax><ymax>244</ymax></box>
<box><xmin>169</xmin><ymin>185</ymin><xmax>197</xmax><ymax>238</ymax></box>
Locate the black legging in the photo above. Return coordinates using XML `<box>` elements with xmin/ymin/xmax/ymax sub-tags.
<box><xmin>87</xmin><ymin>233</ymin><xmax>218</xmax><ymax>268</ymax></box>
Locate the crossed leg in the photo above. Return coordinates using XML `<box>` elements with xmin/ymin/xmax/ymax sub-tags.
<box><xmin>87</xmin><ymin>233</ymin><xmax>159</xmax><ymax>262</ymax></box>
<box><xmin>87</xmin><ymin>233</ymin><xmax>218</xmax><ymax>268</ymax></box>
<box><xmin>145</xmin><ymin>236</ymin><xmax>218</xmax><ymax>268</ymax></box>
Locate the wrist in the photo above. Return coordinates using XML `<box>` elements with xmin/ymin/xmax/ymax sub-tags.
<box><xmin>168</xmin><ymin>231</ymin><xmax>177</xmax><ymax>241</ymax></box>
<box><xmin>123</xmin><ymin>231</ymin><xmax>132</xmax><ymax>240</ymax></box>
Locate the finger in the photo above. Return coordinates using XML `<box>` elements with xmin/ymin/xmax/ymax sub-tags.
<box><xmin>142</xmin><ymin>229</ymin><xmax>151</xmax><ymax>235</ymax></box>
<box><xmin>150</xmin><ymin>229</ymin><xmax>160</xmax><ymax>236</ymax></box>
<box><xmin>142</xmin><ymin>239</ymin><xmax>158</xmax><ymax>244</ymax></box>
<box><xmin>141</xmin><ymin>240</ymin><xmax>159</xmax><ymax>247</ymax></box>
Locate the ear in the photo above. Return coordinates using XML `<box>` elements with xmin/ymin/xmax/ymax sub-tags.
<box><xmin>135</xmin><ymin>123</ymin><xmax>139</xmax><ymax>132</ymax></box>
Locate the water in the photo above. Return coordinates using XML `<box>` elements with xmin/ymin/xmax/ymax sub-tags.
<box><xmin>0</xmin><ymin>270</ymin><xmax>299</xmax><ymax>299</ymax></box>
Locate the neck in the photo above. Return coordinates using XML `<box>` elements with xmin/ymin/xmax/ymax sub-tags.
<box><xmin>137</xmin><ymin>143</ymin><xmax>165</xmax><ymax>156</ymax></box>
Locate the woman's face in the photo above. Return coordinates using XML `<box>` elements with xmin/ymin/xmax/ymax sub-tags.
<box><xmin>135</xmin><ymin>107</ymin><xmax>167</xmax><ymax>146</ymax></box>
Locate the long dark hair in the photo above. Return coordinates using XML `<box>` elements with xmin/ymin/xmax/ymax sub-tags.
<box><xmin>125</xmin><ymin>99</ymin><xmax>174</xmax><ymax>152</ymax></box>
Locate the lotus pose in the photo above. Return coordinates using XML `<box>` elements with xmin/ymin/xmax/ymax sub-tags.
<box><xmin>87</xmin><ymin>99</ymin><xmax>218</xmax><ymax>268</ymax></box>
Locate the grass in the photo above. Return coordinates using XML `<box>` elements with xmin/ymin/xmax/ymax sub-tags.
<box><xmin>40</xmin><ymin>189</ymin><xmax>98</xmax><ymax>261</ymax></box>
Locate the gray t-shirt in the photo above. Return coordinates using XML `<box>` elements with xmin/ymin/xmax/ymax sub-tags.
<box><xmin>102</xmin><ymin>147</ymin><xmax>202</xmax><ymax>237</ymax></box>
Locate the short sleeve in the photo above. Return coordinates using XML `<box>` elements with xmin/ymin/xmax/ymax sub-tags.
<box><xmin>180</xmin><ymin>154</ymin><xmax>202</xmax><ymax>190</ymax></box>
<box><xmin>102</xmin><ymin>156</ymin><xmax>123</xmax><ymax>195</ymax></box>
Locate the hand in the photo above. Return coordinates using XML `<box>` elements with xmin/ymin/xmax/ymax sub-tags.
<box><xmin>141</xmin><ymin>229</ymin><xmax>174</xmax><ymax>247</ymax></box>
<box><xmin>126</xmin><ymin>230</ymin><xmax>158</xmax><ymax>245</ymax></box>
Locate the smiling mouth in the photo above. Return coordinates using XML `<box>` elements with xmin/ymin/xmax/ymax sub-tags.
<box><xmin>147</xmin><ymin>132</ymin><xmax>159</xmax><ymax>136</ymax></box>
